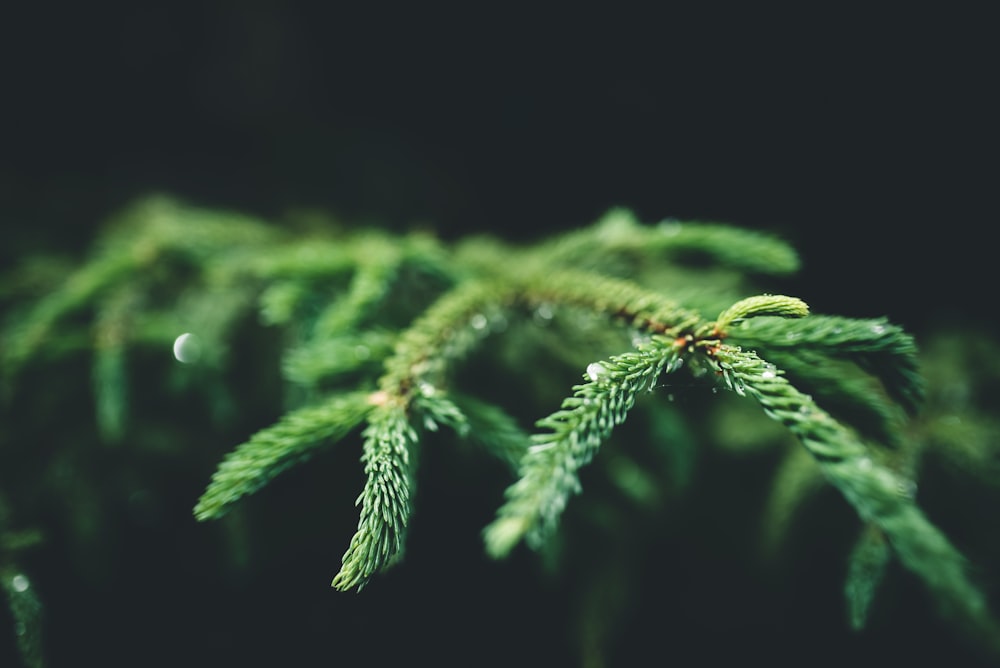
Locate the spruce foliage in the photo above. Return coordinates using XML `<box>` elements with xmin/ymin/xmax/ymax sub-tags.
<box><xmin>2</xmin><ymin>197</ymin><xmax>999</xmax><ymax>664</ymax></box>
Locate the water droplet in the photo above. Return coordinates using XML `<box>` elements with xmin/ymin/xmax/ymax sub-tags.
<box><xmin>785</xmin><ymin>331</ymin><xmax>802</xmax><ymax>341</ymax></box>
<box><xmin>630</xmin><ymin>329</ymin><xmax>652</xmax><ymax>348</ymax></box>
<box><xmin>534</xmin><ymin>304</ymin><xmax>555</xmax><ymax>324</ymax></box>
<box><xmin>418</xmin><ymin>382</ymin><xmax>437</xmax><ymax>397</ymax></box>
<box><xmin>858</xmin><ymin>456</ymin><xmax>873</xmax><ymax>471</ymax></box>
<box><xmin>470</xmin><ymin>313</ymin><xmax>488</xmax><ymax>330</ymax></box>
<box><xmin>761</xmin><ymin>370</ymin><xmax>776</xmax><ymax>379</ymax></box>
<box><xmin>871</xmin><ymin>324</ymin><xmax>887</xmax><ymax>335</ymax></box>
<box><xmin>11</xmin><ymin>573</ymin><xmax>30</xmax><ymax>593</ymax></box>
<box><xmin>354</xmin><ymin>345</ymin><xmax>371</xmax><ymax>360</ymax></box>
<box><xmin>172</xmin><ymin>332</ymin><xmax>202</xmax><ymax>364</ymax></box>
<box><xmin>586</xmin><ymin>362</ymin><xmax>608</xmax><ymax>382</ymax></box>
<box><xmin>667</xmin><ymin>393</ymin><xmax>675</xmax><ymax>402</ymax></box>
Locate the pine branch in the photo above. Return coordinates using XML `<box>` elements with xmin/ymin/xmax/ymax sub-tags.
<box><xmin>309</xmin><ymin>235</ymin><xmax>404</xmax><ymax>338</ymax></box>
<box><xmin>514</xmin><ymin>269</ymin><xmax>704</xmax><ymax>336</ymax></box>
<box><xmin>758</xmin><ymin>444</ymin><xmax>825</xmax><ymax>556</ymax></box>
<box><xmin>194</xmin><ymin>391</ymin><xmax>374</xmax><ymax>521</ymax></box>
<box><xmin>535</xmin><ymin>208</ymin><xmax>801</xmax><ymax>277</ymax></box>
<box><xmin>332</xmin><ymin>403</ymin><xmax>419</xmax><ymax>591</ymax></box>
<box><xmin>92</xmin><ymin>285</ymin><xmax>141</xmax><ymax>444</ymax></box>
<box><xmin>731</xmin><ymin>314</ymin><xmax>924</xmax><ymax>413</ymax></box>
<box><xmin>282</xmin><ymin>331</ymin><xmax>396</xmax><ymax>387</ymax></box>
<box><xmin>710</xmin><ymin>344</ymin><xmax>1000</xmax><ymax>650</ymax></box>
<box><xmin>760</xmin><ymin>348</ymin><xmax>907</xmax><ymax>447</ymax></box>
<box><xmin>845</xmin><ymin>522</ymin><xmax>891</xmax><ymax>631</ymax></box>
<box><xmin>484</xmin><ymin>338</ymin><xmax>684</xmax><ymax>557</ymax></box>
<box><xmin>7</xmin><ymin>198</ymin><xmax>996</xmax><ymax>659</ymax></box>
<box><xmin>451</xmin><ymin>394</ymin><xmax>532</xmax><ymax>470</ymax></box>
<box><xmin>2</xmin><ymin>247</ymin><xmax>137</xmax><ymax>393</ymax></box>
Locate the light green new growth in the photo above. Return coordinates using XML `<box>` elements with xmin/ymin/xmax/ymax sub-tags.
<box><xmin>4</xmin><ymin>197</ymin><xmax>997</xmax><ymax>658</ymax></box>
<box><xmin>714</xmin><ymin>294</ymin><xmax>810</xmax><ymax>331</ymax></box>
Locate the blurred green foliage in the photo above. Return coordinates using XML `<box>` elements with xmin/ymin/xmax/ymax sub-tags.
<box><xmin>1</xmin><ymin>198</ymin><xmax>998</xmax><ymax>667</ymax></box>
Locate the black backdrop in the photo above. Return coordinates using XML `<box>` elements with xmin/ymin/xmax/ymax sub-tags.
<box><xmin>2</xmin><ymin>4</ymin><xmax>996</xmax><ymax>666</ymax></box>
<box><xmin>4</xmin><ymin>4</ymin><xmax>994</xmax><ymax>330</ymax></box>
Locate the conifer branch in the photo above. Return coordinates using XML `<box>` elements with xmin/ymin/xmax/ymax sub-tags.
<box><xmin>332</xmin><ymin>403</ymin><xmax>419</xmax><ymax>591</ymax></box>
<box><xmin>282</xmin><ymin>331</ymin><xmax>396</xmax><ymax>387</ymax></box>
<box><xmin>451</xmin><ymin>394</ymin><xmax>532</xmax><ymax>470</ymax></box>
<box><xmin>730</xmin><ymin>314</ymin><xmax>924</xmax><ymax>413</ymax></box>
<box><xmin>514</xmin><ymin>269</ymin><xmax>704</xmax><ymax>336</ymax></box>
<box><xmin>484</xmin><ymin>338</ymin><xmax>685</xmax><ymax>557</ymax></box>
<box><xmin>710</xmin><ymin>344</ymin><xmax>1000</xmax><ymax>649</ymax></box>
<box><xmin>535</xmin><ymin>208</ymin><xmax>801</xmax><ymax>276</ymax></box>
<box><xmin>245</xmin><ymin>237</ymin><xmax>356</xmax><ymax>282</ymax></box>
<box><xmin>2</xmin><ymin>249</ymin><xmax>136</xmax><ymax>393</ymax></box>
<box><xmin>844</xmin><ymin>522</ymin><xmax>891</xmax><ymax>631</ymax></box>
<box><xmin>759</xmin><ymin>444</ymin><xmax>824</xmax><ymax>556</ymax></box>
<box><xmin>92</xmin><ymin>285</ymin><xmax>141</xmax><ymax>444</ymax></box>
<box><xmin>194</xmin><ymin>391</ymin><xmax>374</xmax><ymax>521</ymax></box>
<box><xmin>310</xmin><ymin>236</ymin><xmax>403</xmax><ymax>339</ymax></box>
<box><xmin>763</xmin><ymin>348</ymin><xmax>907</xmax><ymax>447</ymax></box>
<box><xmin>6</xmin><ymin>198</ymin><xmax>995</xmax><ymax>658</ymax></box>
<box><xmin>373</xmin><ymin>279</ymin><xmax>514</xmax><ymax>404</ymax></box>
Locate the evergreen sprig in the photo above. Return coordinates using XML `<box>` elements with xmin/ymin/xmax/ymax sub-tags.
<box><xmin>731</xmin><ymin>314</ymin><xmax>923</xmax><ymax>413</ymax></box>
<box><xmin>4</xmin><ymin>197</ymin><xmax>997</xmax><ymax>660</ymax></box>
<box><xmin>194</xmin><ymin>391</ymin><xmax>374</xmax><ymax>521</ymax></box>
<box><xmin>484</xmin><ymin>338</ymin><xmax>685</xmax><ymax>557</ymax></box>
<box><xmin>709</xmin><ymin>343</ymin><xmax>1000</xmax><ymax>650</ymax></box>
<box><xmin>332</xmin><ymin>402</ymin><xmax>419</xmax><ymax>591</ymax></box>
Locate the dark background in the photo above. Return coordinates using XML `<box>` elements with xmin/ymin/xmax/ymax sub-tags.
<box><xmin>2</xmin><ymin>4</ymin><xmax>996</xmax><ymax>667</ymax></box>
<box><xmin>4</xmin><ymin>4</ymin><xmax>994</xmax><ymax>331</ymax></box>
